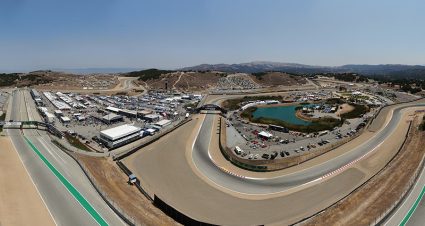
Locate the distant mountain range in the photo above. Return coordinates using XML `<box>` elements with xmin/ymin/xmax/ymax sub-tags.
<box><xmin>181</xmin><ymin>61</ymin><xmax>425</xmax><ymax>80</ymax></box>
<box><xmin>52</xmin><ymin>67</ymin><xmax>143</xmax><ymax>74</ymax></box>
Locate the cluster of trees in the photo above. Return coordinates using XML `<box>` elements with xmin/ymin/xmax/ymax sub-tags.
<box><xmin>316</xmin><ymin>72</ymin><xmax>424</xmax><ymax>94</ymax></box>
<box><xmin>125</xmin><ymin>69</ymin><xmax>175</xmax><ymax>81</ymax></box>
<box><xmin>317</xmin><ymin>73</ymin><xmax>369</xmax><ymax>83</ymax></box>
<box><xmin>251</xmin><ymin>72</ymin><xmax>267</xmax><ymax>80</ymax></box>
<box><xmin>400</xmin><ymin>84</ymin><xmax>422</xmax><ymax>94</ymax></box>
<box><xmin>0</xmin><ymin>73</ymin><xmax>53</xmax><ymax>87</ymax></box>
<box><xmin>375</xmin><ymin>78</ymin><xmax>425</xmax><ymax>94</ymax></box>
<box><xmin>0</xmin><ymin>73</ymin><xmax>20</xmax><ymax>87</ymax></box>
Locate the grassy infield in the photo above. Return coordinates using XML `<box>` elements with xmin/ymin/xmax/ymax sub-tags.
<box><xmin>229</xmin><ymin>97</ymin><xmax>368</xmax><ymax>133</ymax></box>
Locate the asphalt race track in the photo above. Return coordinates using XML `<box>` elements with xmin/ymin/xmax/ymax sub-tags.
<box><xmin>191</xmin><ymin>102</ymin><xmax>425</xmax><ymax>194</ymax></box>
<box><xmin>7</xmin><ymin>90</ymin><xmax>124</xmax><ymax>226</ymax></box>
<box><xmin>126</xmin><ymin>98</ymin><xmax>425</xmax><ymax>225</ymax></box>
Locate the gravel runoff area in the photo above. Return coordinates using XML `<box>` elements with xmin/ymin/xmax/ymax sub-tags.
<box><xmin>299</xmin><ymin>114</ymin><xmax>425</xmax><ymax>226</ymax></box>
<box><xmin>73</xmin><ymin>154</ymin><xmax>178</xmax><ymax>226</ymax></box>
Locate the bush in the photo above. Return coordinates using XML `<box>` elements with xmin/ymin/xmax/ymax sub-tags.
<box><xmin>325</xmin><ymin>98</ymin><xmax>345</xmax><ymax>105</ymax></box>
<box><xmin>340</xmin><ymin>104</ymin><xmax>369</xmax><ymax>119</ymax></box>
<box><xmin>420</xmin><ymin>116</ymin><xmax>425</xmax><ymax>131</ymax></box>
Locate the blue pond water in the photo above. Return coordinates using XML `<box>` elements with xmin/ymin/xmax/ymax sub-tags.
<box><xmin>252</xmin><ymin>105</ymin><xmax>313</xmax><ymax>126</ymax></box>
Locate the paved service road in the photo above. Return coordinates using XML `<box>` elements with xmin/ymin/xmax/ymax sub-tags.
<box><xmin>7</xmin><ymin>90</ymin><xmax>125</xmax><ymax>226</ymax></box>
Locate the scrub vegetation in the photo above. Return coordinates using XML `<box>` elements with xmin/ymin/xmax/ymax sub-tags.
<box><xmin>64</xmin><ymin>133</ymin><xmax>92</xmax><ymax>152</ymax></box>
<box><xmin>126</xmin><ymin>69</ymin><xmax>175</xmax><ymax>81</ymax></box>
<box><xmin>420</xmin><ymin>115</ymin><xmax>425</xmax><ymax>131</ymax></box>
<box><xmin>340</xmin><ymin>104</ymin><xmax>369</xmax><ymax>119</ymax></box>
<box><xmin>0</xmin><ymin>73</ymin><xmax>53</xmax><ymax>87</ymax></box>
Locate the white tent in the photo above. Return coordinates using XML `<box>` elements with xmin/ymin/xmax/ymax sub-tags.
<box><xmin>258</xmin><ymin>131</ymin><xmax>273</xmax><ymax>139</ymax></box>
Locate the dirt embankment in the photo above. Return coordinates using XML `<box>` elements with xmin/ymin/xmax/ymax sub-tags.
<box><xmin>295</xmin><ymin>110</ymin><xmax>320</xmax><ymax>122</ymax></box>
<box><xmin>145</xmin><ymin>72</ymin><xmax>223</xmax><ymax>92</ymax></box>
<box><xmin>300</xmin><ymin>115</ymin><xmax>425</xmax><ymax>226</ymax></box>
<box><xmin>74</xmin><ymin>154</ymin><xmax>178</xmax><ymax>226</ymax></box>
<box><xmin>335</xmin><ymin>103</ymin><xmax>355</xmax><ymax>117</ymax></box>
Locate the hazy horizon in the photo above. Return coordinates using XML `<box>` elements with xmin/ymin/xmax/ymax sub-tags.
<box><xmin>1</xmin><ymin>0</ymin><xmax>424</xmax><ymax>71</ymax></box>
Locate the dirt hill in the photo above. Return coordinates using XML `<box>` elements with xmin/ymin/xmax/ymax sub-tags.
<box><xmin>252</xmin><ymin>72</ymin><xmax>307</xmax><ymax>87</ymax></box>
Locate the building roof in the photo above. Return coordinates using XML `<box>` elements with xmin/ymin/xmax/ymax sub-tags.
<box><xmin>120</xmin><ymin>109</ymin><xmax>137</xmax><ymax>116</ymax></box>
<box><xmin>106</xmin><ymin>106</ymin><xmax>120</xmax><ymax>113</ymax></box>
<box><xmin>138</xmin><ymin>110</ymin><xmax>152</xmax><ymax>115</ymax></box>
<box><xmin>102</xmin><ymin>113</ymin><xmax>123</xmax><ymax>121</ymax></box>
<box><xmin>60</xmin><ymin>116</ymin><xmax>71</xmax><ymax>122</ymax></box>
<box><xmin>144</xmin><ymin>114</ymin><xmax>161</xmax><ymax>119</ymax></box>
<box><xmin>100</xmin><ymin>124</ymin><xmax>141</xmax><ymax>141</ymax></box>
<box><xmin>45</xmin><ymin>112</ymin><xmax>55</xmax><ymax>118</ymax></box>
<box><xmin>145</xmin><ymin>128</ymin><xmax>156</xmax><ymax>133</ymax></box>
<box><xmin>155</xmin><ymin>119</ymin><xmax>171</xmax><ymax>127</ymax></box>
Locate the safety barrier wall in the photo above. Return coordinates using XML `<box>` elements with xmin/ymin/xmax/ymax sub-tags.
<box><xmin>153</xmin><ymin>195</ymin><xmax>216</xmax><ymax>226</ymax></box>
<box><xmin>115</xmin><ymin>160</ymin><xmax>153</xmax><ymax>202</ymax></box>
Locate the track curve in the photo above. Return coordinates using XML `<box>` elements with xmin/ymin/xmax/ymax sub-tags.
<box><xmin>191</xmin><ymin>101</ymin><xmax>425</xmax><ymax>195</ymax></box>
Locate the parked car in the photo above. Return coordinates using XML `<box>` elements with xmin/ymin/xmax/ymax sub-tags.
<box><xmin>271</xmin><ymin>151</ymin><xmax>278</xmax><ymax>159</ymax></box>
<box><xmin>262</xmin><ymin>153</ymin><xmax>270</xmax><ymax>159</ymax></box>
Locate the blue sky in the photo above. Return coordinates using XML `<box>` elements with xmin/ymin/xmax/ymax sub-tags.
<box><xmin>0</xmin><ymin>0</ymin><xmax>424</xmax><ymax>71</ymax></box>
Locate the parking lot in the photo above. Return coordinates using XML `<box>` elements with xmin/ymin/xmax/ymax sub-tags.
<box><xmin>225</xmin><ymin>90</ymin><xmax>380</xmax><ymax>160</ymax></box>
<box><xmin>33</xmin><ymin>89</ymin><xmax>200</xmax><ymax>151</ymax></box>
